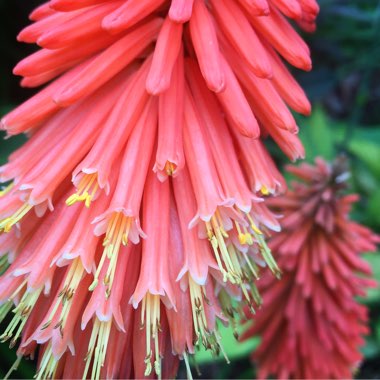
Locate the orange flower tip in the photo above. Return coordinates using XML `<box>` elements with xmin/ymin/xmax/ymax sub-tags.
<box><xmin>241</xmin><ymin>128</ymin><xmax>261</xmax><ymax>139</ymax></box>
<box><xmin>146</xmin><ymin>76</ymin><xmax>170</xmax><ymax>95</ymax></box>
<box><xmin>210</xmin><ymin>79</ymin><xmax>226</xmax><ymax>94</ymax></box>
<box><xmin>101</xmin><ymin>15</ymin><xmax>134</xmax><ymax>35</ymax></box>
<box><xmin>35</xmin><ymin>36</ymin><xmax>50</xmax><ymax>49</ymax></box>
<box><xmin>16</xmin><ymin>33</ymin><xmax>26</xmax><ymax>43</ymax></box>
<box><xmin>168</xmin><ymin>12</ymin><xmax>191</xmax><ymax>24</ymax></box>
<box><xmin>0</xmin><ymin>203</ymin><xmax>33</xmax><ymax>233</ymax></box>
<box><xmin>52</xmin><ymin>91</ymin><xmax>75</xmax><ymax>108</ymax></box>
<box><xmin>300</xmin><ymin>102</ymin><xmax>312</xmax><ymax>116</ymax></box>
<box><xmin>241</xmin><ymin>0</ymin><xmax>270</xmax><ymax>16</ymax></box>
<box><xmin>67</xmin><ymin>173</ymin><xmax>99</xmax><ymax>208</ymax></box>
<box><xmin>302</xmin><ymin>59</ymin><xmax>313</xmax><ymax>72</ymax></box>
<box><xmin>12</xmin><ymin>65</ymin><xmax>22</xmax><ymax>76</ymax></box>
<box><xmin>168</xmin><ymin>0</ymin><xmax>194</xmax><ymax>23</ymax></box>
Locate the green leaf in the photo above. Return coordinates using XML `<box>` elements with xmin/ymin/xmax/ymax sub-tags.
<box><xmin>348</xmin><ymin>135</ymin><xmax>380</xmax><ymax>180</ymax></box>
<box><xmin>298</xmin><ymin>106</ymin><xmax>336</xmax><ymax>162</ymax></box>
<box><xmin>366</xmin><ymin>190</ymin><xmax>380</xmax><ymax>228</ymax></box>
<box><xmin>194</xmin><ymin>322</ymin><xmax>259</xmax><ymax>365</ymax></box>
<box><xmin>361</xmin><ymin>253</ymin><xmax>380</xmax><ymax>305</ymax></box>
<box><xmin>362</xmin><ymin>336</ymin><xmax>380</xmax><ymax>359</ymax></box>
<box><xmin>0</xmin><ymin>132</ymin><xmax>26</xmax><ymax>166</ymax></box>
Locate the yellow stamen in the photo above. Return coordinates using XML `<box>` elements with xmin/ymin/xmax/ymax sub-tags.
<box><xmin>246</xmin><ymin>213</ymin><xmax>263</xmax><ymax>235</ymax></box>
<box><xmin>214</xmin><ymin>329</ymin><xmax>230</xmax><ymax>364</ymax></box>
<box><xmin>252</xmin><ymin>230</ymin><xmax>281</xmax><ymax>278</ymax></box>
<box><xmin>188</xmin><ymin>277</ymin><xmax>224</xmax><ymax>357</ymax></box>
<box><xmin>83</xmin><ymin>319</ymin><xmax>112</xmax><ymax>380</ymax></box>
<box><xmin>42</xmin><ymin>259</ymin><xmax>84</xmax><ymax>333</ymax></box>
<box><xmin>66</xmin><ymin>173</ymin><xmax>99</xmax><ymax>208</ymax></box>
<box><xmin>210</xmin><ymin>216</ymin><xmax>237</xmax><ymax>283</ymax></box>
<box><xmin>205</xmin><ymin>208</ymin><xmax>279</xmax><ymax>311</ymax></box>
<box><xmin>241</xmin><ymin>251</ymin><xmax>259</xmax><ymax>280</ymax></box>
<box><xmin>89</xmin><ymin>213</ymin><xmax>130</xmax><ymax>296</ymax></box>
<box><xmin>226</xmin><ymin>245</ymin><xmax>258</xmax><ymax>311</ymax></box>
<box><xmin>0</xmin><ymin>203</ymin><xmax>33</xmax><ymax>233</ymax></box>
<box><xmin>235</xmin><ymin>221</ymin><xmax>247</xmax><ymax>245</ymax></box>
<box><xmin>189</xmin><ymin>278</ymin><xmax>209</xmax><ymax>347</ymax></box>
<box><xmin>260</xmin><ymin>185</ymin><xmax>269</xmax><ymax>195</ymax></box>
<box><xmin>215</xmin><ymin>210</ymin><xmax>228</xmax><ymax>238</ymax></box>
<box><xmin>35</xmin><ymin>344</ymin><xmax>58</xmax><ymax>380</ymax></box>
<box><xmin>4</xmin><ymin>355</ymin><xmax>22</xmax><ymax>380</ymax></box>
<box><xmin>0</xmin><ymin>287</ymin><xmax>43</xmax><ymax>347</ymax></box>
<box><xmin>0</xmin><ymin>182</ymin><xmax>14</xmax><ymax>197</ymax></box>
<box><xmin>164</xmin><ymin>161</ymin><xmax>177</xmax><ymax>176</ymax></box>
<box><xmin>141</xmin><ymin>293</ymin><xmax>161</xmax><ymax>378</ymax></box>
<box><xmin>243</xmin><ymin>226</ymin><xmax>253</xmax><ymax>245</ymax></box>
<box><xmin>183</xmin><ymin>353</ymin><xmax>194</xmax><ymax>380</ymax></box>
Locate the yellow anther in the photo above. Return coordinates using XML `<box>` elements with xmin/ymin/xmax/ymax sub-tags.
<box><xmin>245</xmin><ymin>233</ymin><xmax>253</xmax><ymax>245</ymax></box>
<box><xmin>189</xmin><ymin>278</ymin><xmax>210</xmax><ymax>349</ymax></box>
<box><xmin>211</xmin><ymin>216</ymin><xmax>236</xmax><ymax>277</ymax></box>
<box><xmin>260</xmin><ymin>185</ymin><xmax>269</xmax><ymax>195</ymax></box>
<box><xmin>238</xmin><ymin>233</ymin><xmax>247</xmax><ymax>245</ymax></box>
<box><xmin>90</xmin><ymin>213</ymin><xmax>130</xmax><ymax>296</ymax></box>
<box><xmin>141</xmin><ymin>294</ymin><xmax>161</xmax><ymax>377</ymax></box>
<box><xmin>216</xmin><ymin>210</ymin><xmax>228</xmax><ymax>238</ymax></box>
<box><xmin>0</xmin><ymin>203</ymin><xmax>33</xmax><ymax>233</ymax></box>
<box><xmin>235</xmin><ymin>222</ymin><xmax>247</xmax><ymax>245</ymax></box>
<box><xmin>164</xmin><ymin>161</ymin><xmax>177</xmax><ymax>176</ymax></box>
<box><xmin>66</xmin><ymin>173</ymin><xmax>99</xmax><ymax>208</ymax></box>
<box><xmin>251</xmin><ymin>223</ymin><xmax>263</xmax><ymax>235</ymax></box>
<box><xmin>35</xmin><ymin>344</ymin><xmax>58</xmax><ymax>380</ymax></box>
<box><xmin>243</xmin><ymin>226</ymin><xmax>254</xmax><ymax>245</ymax></box>
<box><xmin>42</xmin><ymin>259</ymin><xmax>84</xmax><ymax>335</ymax></box>
<box><xmin>83</xmin><ymin>319</ymin><xmax>112</xmax><ymax>380</ymax></box>
<box><xmin>254</xmin><ymin>232</ymin><xmax>281</xmax><ymax>278</ymax></box>
<box><xmin>246</xmin><ymin>213</ymin><xmax>263</xmax><ymax>235</ymax></box>
<box><xmin>0</xmin><ymin>287</ymin><xmax>43</xmax><ymax>345</ymax></box>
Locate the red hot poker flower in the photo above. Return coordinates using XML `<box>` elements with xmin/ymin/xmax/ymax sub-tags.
<box><xmin>0</xmin><ymin>0</ymin><xmax>317</xmax><ymax>378</ymax></box>
<box><xmin>242</xmin><ymin>158</ymin><xmax>379</xmax><ymax>379</ymax></box>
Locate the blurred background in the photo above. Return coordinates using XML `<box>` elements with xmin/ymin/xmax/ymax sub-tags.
<box><xmin>0</xmin><ymin>0</ymin><xmax>379</xmax><ymax>378</ymax></box>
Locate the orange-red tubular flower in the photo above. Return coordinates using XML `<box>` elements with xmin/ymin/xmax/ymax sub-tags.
<box><xmin>242</xmin><ymin>158</ymin><xmax>379</xmax><ymax>379</ymax></box>
<box><xmin>0</xmin><ymin>0</ymin><xmax>317</xmax><ymax>378</ymax></box>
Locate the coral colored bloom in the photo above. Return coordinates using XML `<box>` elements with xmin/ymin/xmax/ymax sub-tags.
<box><xmin>0</xmin><ymin>0</ymin><xmax>317</xmax><ymax>378</ymax></box>
<box><xmin>242</xmin><ymin>158</ymin><xmax>379</xmax><ymax>379</ymax></box>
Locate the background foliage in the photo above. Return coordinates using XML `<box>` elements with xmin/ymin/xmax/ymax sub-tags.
<box><xmin>0</xmin><ymin>0</ymin><xmax>379</xmax><ymax>378</ymax></box>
